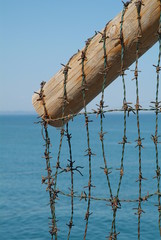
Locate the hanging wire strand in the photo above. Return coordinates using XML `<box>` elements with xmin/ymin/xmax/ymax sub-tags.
<box><xmin>97</xmin><ymin>19</ymin><xmax>121</xmax><ymax>239</ymax></box>
<box><xmin>53</xmin><ymin>57</ymin><xmax>77</xmax><ymax>239</ymax></box>
<box><xmin>52</xmin><ymin>65</ymin><xmax>69</xmax><ymax>240</ymax></box>
<box><xmin>61</xmin><ymin>63</ymin><xmax>75</xmax><ymax>239</ymax></box>
<box><xmin>79</xmin><ymin>34</ymin><xmax>96</xmax><ymax>240</ymax></box>
<box><xmin>53</xmin><ymin>54</ymin><xmax>78</xmax><ymax>202</ymax></box>
<box><xmin>116</xmin><ymin>4</ymin><xmax>128</xmax><ymax>199</ymax></box>
<box><xmin>35</xmin><ymin>82</ymin><xmax>57</xmax><ymax>239</ymax></box>
<box><xmin>109</xmin><ymin>3</ymin><xmax>131</xmax><ymax>238</ymax></box>
<box><xmin>152</xmin><ymin>1</ymin><xmax>161</xmax><ymax>235</ymax></box>
<box><xmin>43</xmin><ymin>121</ymin><xmax>58</xmax><ymax>240</ymax></box>
<box><xmin>133</xmin><ymin>1</ymin><xmax>145</xmax><ymax>239</ymax></box>
<box><xmin>98</xmin><ymin>21</ymin><xmax>113</xmax><ymax>198</ymax></box>
<box><xmin>65</xmin><ymin>122</ymin><xmax>74</xmax><ymax>240</ymax></box>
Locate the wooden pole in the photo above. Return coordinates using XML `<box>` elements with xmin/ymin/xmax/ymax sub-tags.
<box><xmin>32</xmin><ymin>0</ymin><xmax>160</xmax><ymax>127</ymax></box>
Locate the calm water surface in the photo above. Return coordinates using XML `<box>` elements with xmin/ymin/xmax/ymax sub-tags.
<box><xmin>0</xmin><ymin>114</ymin><xmax>161</xmax><ymax>240</ymax></box>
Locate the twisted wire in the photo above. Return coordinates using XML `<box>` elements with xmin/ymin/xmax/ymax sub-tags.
<box><xmin>43</xmin><ymin>121</ymin><xmax>57</xmax><ymax>240</ymax></box>
<box><xmin>35</xmin><ymin>82</ymin><xmax>57</xmax><ymax>239</ymax></box>
<box><xmin>48</xmin><ymin>107</ymin><xmax>158</xmax><ymax>124</ymax></box>
<box><xmin>116</xmin><ymin>3</ymin><xmax>127</xmax><ymax>200</ymax></box>
<box><xmin>134</xmin><ymin>1</ymin><xmax>145</xmax><ymax>239</ymax></box>
<box><xmin>65</xmin><ymin>122</ymin><xmax>74</xmax><ymax>240</ymax></box>
<box><xmin>61</xmin><ymin>63</ymin><xmax>75</xmax><ymax>239</ymax></box>
<box><xmin>58</xmin><ymin>189</ymin><xmax>160</xmax><ymax>203</ymax></box>
<box><xmin>53</xmin><ymin>60</ymin><xmax>73</xmax><ymax>239</ymax></box>
<box><xmin>98</xmin><ymin>22</ymin><xmax>113</xmax><ymax>199</ymax></box>
<box><xmin>79</xmin><ymin>36</ymin><xmax>95</xmax><ymax>240</ymax></box>
<box><xmin>152</xmin><ymin>1</ymin><xmax>161</xmax><ymax>235</ymax></box>
<box><xmin>110</xmin><ymin>3</ymin><xmax>130</xmax><ymax>238</ymax></box>
<box><xmin>34</xmin><ymin>1</ymin><xmax>161</xmax><ymax>239</ymax></box>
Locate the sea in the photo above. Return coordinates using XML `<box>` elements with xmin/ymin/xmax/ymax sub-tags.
<box><xmin>0</xmin><ymin>113</ymin><xmax>161</xmax><ymax>240</ymax></box>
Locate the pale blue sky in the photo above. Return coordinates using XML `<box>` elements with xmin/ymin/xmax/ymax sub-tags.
<box><xmin>0</xmin><ymin>0</ymin><xmax>159</xmax><ymax>113</ymax></box>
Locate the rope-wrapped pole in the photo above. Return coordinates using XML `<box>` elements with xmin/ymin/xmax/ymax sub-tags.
<box><xmin>32</xmin><ymin>0</ymin><xmax>160</xmax><ymax>127</ymax></box>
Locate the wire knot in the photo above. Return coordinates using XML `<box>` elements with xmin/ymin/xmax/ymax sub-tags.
<box><xmin>109</xmin><ymin>197</ymin><xmax>121</xmax><ymax>210</ymax></box>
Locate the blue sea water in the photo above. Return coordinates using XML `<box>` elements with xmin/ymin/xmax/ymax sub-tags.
<box><xmin>0</xmin><ymin>113</ymin><xmax>161</xmax><ymax>240</ymax></box>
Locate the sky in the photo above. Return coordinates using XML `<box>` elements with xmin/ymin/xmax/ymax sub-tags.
<box><xmin>0</xmin><ymin>0</ymin><xmax>159</xmax><ymax>113</ymax></box>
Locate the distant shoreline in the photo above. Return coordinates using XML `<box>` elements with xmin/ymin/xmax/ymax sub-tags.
<box><xmin>0</xmin><ymin>111</ymin><xmax>37</xmax><ymax>116</ymax></box>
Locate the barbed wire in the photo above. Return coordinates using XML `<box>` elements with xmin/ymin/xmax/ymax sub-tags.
<box><xmin>152</xmin><ymin>0</ymin><xmax>161</xmax><ymax>235</ymax></box>
<box><xmin>34</xmin><ymin>82</ymin><xmax>57</xmax><ymax>239</ymax></box>
<box><xmin>57</xmin><ymin>190</ymin><xmax>161</xmax><ymax>203</ymax></box>
<box><xmin>108</xmin><ymin>3</ymin><xmax>130</xmax><ymax>239</ymax></box>
<box><xmin>79</xmin><ymin>34</ymin><xmax>97</xmax><ymax>240</ymax></box>
<box><xmin>97</xmin><ymin>16</ymin><xmax>114</xmax><ymax>238</ymax></box>
<box><xmin>133</xmin><ymin>1</ymin><xmax>145</xmax><ymax>239</ymax></box>
<box><xmin>34</xmin><ymin>1</ymin><xmax>161</xmax><ymax>239</ymax></box>
<box><xmin>46</xmin><ymin>107</ymin><xmax>160</xmax><ymax>125</ymax></box>
<box><xmin>61</xmin><ymin>64</ymin><xmax>75</xmax><ymax>239</ymax></box>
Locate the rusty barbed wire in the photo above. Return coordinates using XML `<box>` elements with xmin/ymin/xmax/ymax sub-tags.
<box><xmin>116</xmin><ymin>1</ymin><xmax>129</xmax><ymax>199</ymax></box>
<box><xmin>109</xmin><ymin>3</ymin><xmax>132</xmax><ymax>238</ymax></box>
<box><xmin>152</xmin><ymin>0</ymin><xmax>161</xmax><ymax>235</ymax></box>
<box><xmin>45</xmin><ymin>58</ymin><xmax>75</xmax><ymax>240</ymax></box>
<box><xmin>133</xmin><ymin>2</ymin><xmax>145</xmax><ymax>239</ymax></box>
<box><xmin>35</xmin><ymin>82</ymin><xmax>57</xmax><ymax>240</ymax></box>
<box><xmin>48</xmin><ymin>108</ymin><xmax>158</xmax><ymax>124</ymax></box>
<box><xmin>79</xmin><ymin>34</ymin><xmax>96</xmax><ymax>240</ymax></box>
<box><xmin>97</xmin><ymin>18</ymin><xmax>124</xmax><ymax>238</ymax></box>
<box><xmin>59</xmin><ymin>62</ymin><xmax>82</xmax><ymax>240</ymax></box>
<box><xmin>61</xmin><ymin>63</ymin><xmax>74</xmax><ymax>240</ymax></box>
<box><xmin>52</xmin><ymin>63</ymin><xmax>70</xmax><ymax>240</ymax></box>
<box><xmin>34</xmin><ymin>1</ymin><xmax>161</xmax><ymax>239</ymax></box>
<box><xmin>65</xmin><ymin>123</ymin><xmax>74</xmax><ymax>240</ymax></box>
<box><xmin>98</xmin><ymin>17</ymin><xmax>113</xmax><ymax>227</ymax></box>
<box><xmin>55</xmin><ymin>189</ymin><xmax>161</xmax><ymax>203</ymax></box>
<box><xmin>80</xmin><ymin>40</ymin><xmax>92</xmax><ymax>240</ymax></box>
